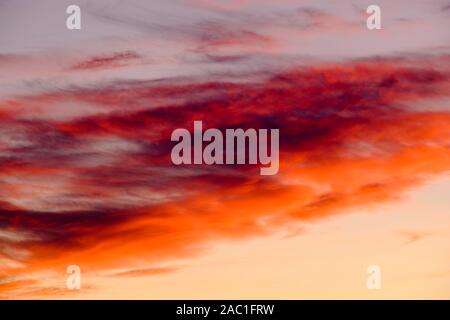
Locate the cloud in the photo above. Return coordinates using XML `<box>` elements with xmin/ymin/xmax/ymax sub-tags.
<box><xmin>111</xmin><ymin>266</ymin><xmax>178</xmax><ymax>277</ymax></box>
<box><xmin>441</xmin><ymin>3</ymin><xmax>450</xmax><ymax>12</ymax></box>
<box><xmin>395</xmin><ymin>230</ymin><xmax>432</xmax><ymax>244</ymax></box>
<box><xmin>0</xmin><ymin>54</ymin><xmax>449</xmax><ymax>297</ymax></box>
<box><xmin>70</xmin><ymin>51</ymin><xmax>142</xmax><ymax>71</ymax></box>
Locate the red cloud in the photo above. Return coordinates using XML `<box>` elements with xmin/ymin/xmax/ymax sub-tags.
<box><xmin>1</xmin><ymin>55</ymin><xmax>450</xmax><ymax>297</ymax></box>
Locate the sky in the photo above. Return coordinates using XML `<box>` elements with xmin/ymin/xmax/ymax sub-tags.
<box><xmin>0</xmin><ymin>0</ymin><xmax>449</xmax><ymax>299</ymax></box>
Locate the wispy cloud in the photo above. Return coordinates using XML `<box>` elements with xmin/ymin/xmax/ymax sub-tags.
<box><xmin>395</xmin><ymin>230</ymin><xmax>432</xmax><ymax>244</ymax></box>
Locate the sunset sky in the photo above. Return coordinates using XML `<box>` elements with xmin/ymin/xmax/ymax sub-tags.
<box><xmin>0</xmin><ymin>0</ymin><xmax>449</xmax><ymax>299</ymax></box>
